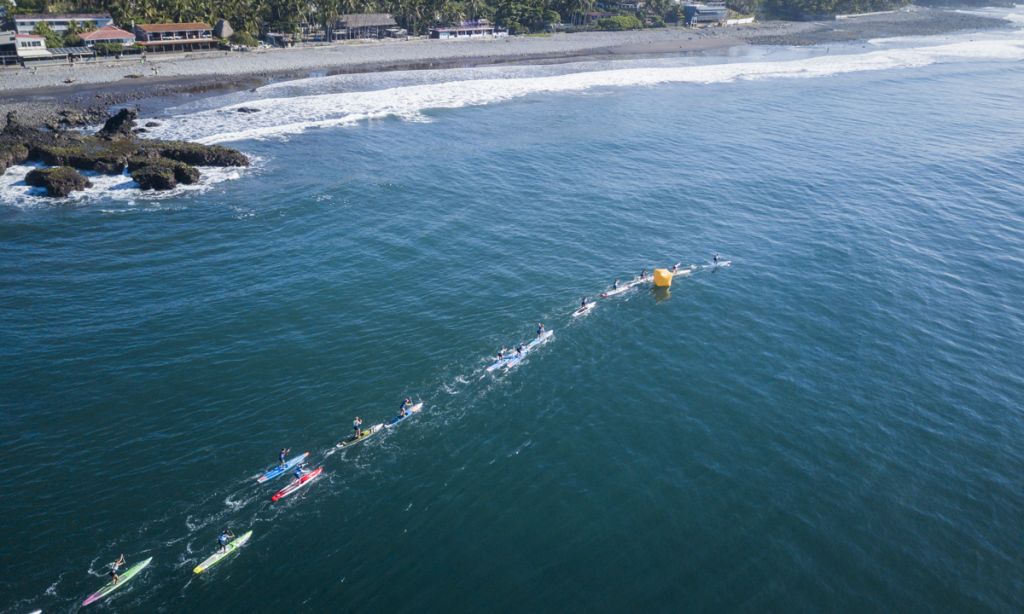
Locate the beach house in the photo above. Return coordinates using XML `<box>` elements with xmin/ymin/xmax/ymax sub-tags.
<box><xmin>683</xmin><ymin>2</ymin><xmax>727</xmax><ymax>26</ymax></box>
<box><xmin>13</xmin><ymin>33</ymin><xmax>49</xmax><ymax>58</ymax></box>
<box><xmin>0</xmin><ymin>30</ymin><xmax>16</xmax><ymax>65</ymax></box>
<box><xmin>429</xmin><ymin>20</ymin><xmax>507</xmax><ymax>39</ymax></box>
<box><xmin>79</xmin><ymin>25</ymin><xmax>136</xmax><ymax>47</ymax></box>
<box><xmin>134</xmin><ymin>23</ymin><xmax>214</xmax><ymax>52</ymax></box>
<box><xmin>13</xmin><ymin>13</ymin><xmax>113</xmax><ymax>35</ymax></box>
<box><xmin>333</xmin><ymin>14</ymin><xmax>397</xmax><ymax>39</ymax></box>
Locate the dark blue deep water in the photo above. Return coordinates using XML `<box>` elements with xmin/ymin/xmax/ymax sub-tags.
<box><xmin>2</xmin><ymin>34</ymin><xmax>1023</xmax><ymax>613</ymax></box>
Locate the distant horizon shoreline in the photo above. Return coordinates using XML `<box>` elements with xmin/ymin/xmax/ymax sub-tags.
<box><xmin>0</xmin><ymin>7</ymin><xmax>1014</xmax><ymax>130</ymax></box>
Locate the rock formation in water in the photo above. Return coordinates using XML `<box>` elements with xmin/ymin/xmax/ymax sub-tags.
<box><xmin>24</xmin><ymin>167</ymin><xmax>93</xmax><ymax>197</ymax></box>
<box><xmin>0</xmin><ymin>109</ymin><xmax>249</xmax><ymax>198</ymax></box>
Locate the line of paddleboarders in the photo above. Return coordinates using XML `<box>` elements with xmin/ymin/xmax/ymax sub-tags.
<box><xmin>101</xmin><ymin>526</ymin><xmax>236</xmax><ymax>583</ymax></box>
<box><xmin>495</xmin><ymin>322</ymin><xmax>547</xmax><ymax>362</ymax></box>
<box><xmin>90</xmin><ymin>256</ymin><xmax>729</xmax><ymax>598</ymax></box>
<box><xmin>351</xmin><ymin>397</ymin><xmax>415</xmax><ymax>440</ymax></box>
<box><xmin>576</xmin><ymin>255</ymin><xmax>724</xmax><ymax>311</ymax></box>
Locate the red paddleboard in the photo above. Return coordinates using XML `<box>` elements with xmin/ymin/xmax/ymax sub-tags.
<box><xmin>271</xmin><ymin>467</ymin><xmax>323</xmax><ymax>502</ymax></box>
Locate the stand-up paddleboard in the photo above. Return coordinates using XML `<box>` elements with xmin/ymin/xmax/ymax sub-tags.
<box><xmin>271</xmin><ymin>467</ymin><xmax>323</xmax><ymax>502</ymax></box>
<box><xmin>504</xmin><ymin>330</ymin><xmax>553</xmax><ymax>369</ymax></box>
<box><xmin>486</xmin><ymin>351</ymin><xmax>515</xmax><ymax>372</ymax></box>
<box><xmin>571</xmin><ymin>302</ymin><xmax>597</xmax><ymax>318</ymax></box>
<box><xmin>82</xmin><ymin>557</ymin><xmax>153</xmax><ymax>606</ymax></box>
<box><xmin>336</xmin><ymin>424</ymin><xmax>384</xmax><ymax>450</ymax></box>
<box><xmin>257</xmin><ymin>452</ymin><xmax>309</xmax><ymax>483</ymax></box>
<box><xmin>707</xmin><ymin>259</ymin><xmax>732</xmax><ymax>269</ymax></box>
<box><xmin>601</xmin><ymin>276</ymin><xmax>646</xmax><ymax>298</ymax></box>
<box><xmin>600</xmin><ymin>283</ymin><xmax>632</xmax><ymax>298</ymax></box>
<box><xmin>385</xmin><ymin>402</ymin><xmax>424</xmax><ymax>428</ymax></box>
<box><xmin>193</xmin><ymin>531</ymin><xmax>252</xmax><ymax>574</ymax></box>
<box><xmin>671</xmin><ymin>263</ymin><xmax>697</xmax><ymax>277</ymax></box>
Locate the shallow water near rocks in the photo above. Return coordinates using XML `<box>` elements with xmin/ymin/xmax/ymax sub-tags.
<box><xmin>1</xmin><ymin>24</ymin><xmax>1023</xmax><ymax>613</ymax></box>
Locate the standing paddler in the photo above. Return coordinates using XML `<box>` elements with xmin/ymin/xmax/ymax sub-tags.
<box><xmin>217</xmin><ymin>528</ymin><xmax>235</xmax><ymax>554</ymax></box>
<box><xmin>108</xmin><ymin>554</ymin><xmax>126</xmax><ymax>585</ymax></box>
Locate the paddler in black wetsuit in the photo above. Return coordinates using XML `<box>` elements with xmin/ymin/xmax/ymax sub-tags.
<box><xmin>399</xmin><ymin>397</ymin><xmax>412</xmax><ymax>418</ymax></box>
<box><xmin>713</xmin><ymin>253</ymin><xmax>720</xmax><ymax>264</ymax></box>
<box><xmin>536</xmin><ymin>322</ymin><xmax>545</xmax><ymax>337</ymax></box>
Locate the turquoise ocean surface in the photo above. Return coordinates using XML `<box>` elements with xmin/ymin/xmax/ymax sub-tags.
<box><xmin>2</xmin><ymin>13</ymin><xmax>1023</xmax><ymax>613</ymax></box>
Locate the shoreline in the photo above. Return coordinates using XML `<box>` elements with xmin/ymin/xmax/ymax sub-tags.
<box><xmin>0</xmin><ymin>8</ymin><xmax>1012</xmax><ymax>128</ymax></box>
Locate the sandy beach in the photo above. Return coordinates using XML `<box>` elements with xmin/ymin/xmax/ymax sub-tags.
<box><xmin>0</xmin><ymin>7</ymin><xmax>1009</xmax><ymax>127</ymax></box>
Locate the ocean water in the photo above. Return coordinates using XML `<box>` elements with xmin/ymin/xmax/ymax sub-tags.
<box><xmin>2</xmin><ymin>16</ymin><xmax>1023</xmax><ymax>614</ymax></box>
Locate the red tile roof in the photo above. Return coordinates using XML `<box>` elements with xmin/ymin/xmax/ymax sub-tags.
<box><xmin>136</xmin><ymin>22</ymin><xmax>212</xmax><ymax>33</ymax></box>
<box><xmin>80</xmin><ymin>25</ymin><xmax>135</xmax><ymax>41</ymax></box>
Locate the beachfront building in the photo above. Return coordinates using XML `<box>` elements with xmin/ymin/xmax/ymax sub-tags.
<box><xmin>0</xmin><ymin>30</ymin><xmax>16</xmax><ymax>65</ymax></box>
<box><xmin>134</xmin><ymin>23</ymin><xmax>214</xmax><ymax>52</ymax></box>
<box><xmin>79</xmin><ymin>25</ymin><xmax>136</xmax><ymax>47</ymax></box>
<box><xmin>13</xmin><ymin>13</ymin><xmax>113</xmax><ymax>35</ymax></box>
<box><xmin>429</xmin><ymin>20</ymin><xmax>507</xmax><ymax>39</ymax></box>
<box><xmin>683</xmin><ymin>2</ymin><xmax>727</xmax><ymax>26</ymax></box>
<box><xmin>13</xmin><ymin>33</ymin><xmax>49</xmax><ymax>58</ymax></box>
<box><xmin>333</xmin><ymin>14</ymin><xmax>397</xmax><ymax>39</ymax></box>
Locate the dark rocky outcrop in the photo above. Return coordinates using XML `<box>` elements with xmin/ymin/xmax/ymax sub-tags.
<box><xmin>237</xmin><ymin>107</ymin><xmax>260</xmax><ymax>114</ymax></box>
<box><xmin>131</xmin><ymin>165</ymin><xmax>177</xmax><ymax>190</ymax></box>
<box><xmin>0</xmin><ymin>109</ymin><xmax>247</xmax><ymax>195</ymax></box>
<box><xmin>144</xmin><ymin>121</ymin><xmax>162</xmax><ymax>128</ymax></box>
<box><xmin>128</xmin><ymin>156</ymin><xmax>200</xmax><ymax>185</ymax></box>
<box><xmin>1</xmin><ymin>142</ymin><xmax>30</xmax><ymax>173</ymax></box>
<box><xmin>24</xmin><ymin>166</ymin><xmax>93</xmax><ymax>197</ymax></box>
<box><xmin>141</xmin><ymin>141</ymin><xmax>250</xmax><ymax>167</ymax></box>
<box><xmin>97</xmin><ymin>108</ymin><xmax>139</xmax><ymax>139</ymax></box>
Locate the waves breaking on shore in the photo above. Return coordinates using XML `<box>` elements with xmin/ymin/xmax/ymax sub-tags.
<box><xmin>144</xmin><ymin>33</ymin><xmax>1024</xmax><ymax>145</ymax></box>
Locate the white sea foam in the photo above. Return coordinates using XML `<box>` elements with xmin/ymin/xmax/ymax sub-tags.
<box><xmin>143</xmin><ymin>36</ymin><xmax>1024</xmax><ymax>145</ymax></box>
<box><xmin>0</xmin><ymin>163</ymin><xmax>247</xmax><ymax>209</ymax></box>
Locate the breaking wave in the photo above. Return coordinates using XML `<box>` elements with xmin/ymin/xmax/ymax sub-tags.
<box><xmin>144</xmin><ymin>36</ymin><xmax>1024</xmax><ymax>145</ymax></box>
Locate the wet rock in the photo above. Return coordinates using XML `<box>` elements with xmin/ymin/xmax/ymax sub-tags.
<box><xmin>236</xmin><ymin>107</ymin><xmax>260</xmax><ymax>114</ymax></box>
<box><xmin>1</xmin><ymin>110</ymin><xmax>247</xmax><ymax>191</ymax></box>
<box><xmin>128</xmin><ymin>156</ymin><xmax>200</xmax><ymax>185</ymax></box>
<box><xmin>24</xmin><ymin>166</ymin><xmax>93</xmax><ymax>197</ymax></box>
<box><xmin>0</xmin><ymin>142</ymin><xmax>30</xmax><ymax>173</ymax></box>
<box><xmin>144</xmin><ymin>141</ymin><xmax>250</xmax><ymax>167</ymax></box>
<box><xmin>145</xmin><ymin>121</ymin><xmax>162</xmax><ymax>128</ymax></box>
<box><xmin>31</xmin><ymin>138</ymin><xmax>135</xmax><ymax>174</ymax></box>
<box><xmin>132</xmin><ymin>165</ymin><xmax>177</xmax><ymax>190</ymax></box>
<box><xmin>97</xmin><ymin>108</ymin><xmax>138</xmax><ymax>138</ymax></box>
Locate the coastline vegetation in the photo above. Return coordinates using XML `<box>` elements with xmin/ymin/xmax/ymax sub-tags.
<box><xmin>1</xmin><ymin>0</ymin><xmax>935</xmax><ymax>43</ymax></box>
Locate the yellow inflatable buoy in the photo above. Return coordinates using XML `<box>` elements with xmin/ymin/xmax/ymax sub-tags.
<box><xmin>653</xmin><ymin>268</ymin><xmax>673</xmax><ymax>287</ymax></box>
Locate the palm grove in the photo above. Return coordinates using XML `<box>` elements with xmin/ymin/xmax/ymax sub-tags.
<box><xmin>4</xmin><ymin>0</ymin><xmax>914</xmax><ymax>42</ymax></box>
